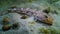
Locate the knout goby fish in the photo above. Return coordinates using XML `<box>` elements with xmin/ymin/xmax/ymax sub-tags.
<box><xmin>8</xmin><ymin>8</ymin><xmax>53</xmax><ymax>25</ymax></box>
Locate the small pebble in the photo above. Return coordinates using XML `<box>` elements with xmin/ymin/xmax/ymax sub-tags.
<box><xmin>2</xmin><ymin>25</ymin><xmax>12</xmax><ymax>31</ymax></box>
<box><xmin>21</xmin><ymin>15</ymin><xmax>28</xmax><ymax>19</ymax></box>
<box><xmin>2</xmin><ymin>17</ymin><xmax>9</xmax><ymax>25</ymax></box>
<box><xmin>12</xmin><ymin>23</ymin><xmax>19</xmax><ymax>30</ymax></box>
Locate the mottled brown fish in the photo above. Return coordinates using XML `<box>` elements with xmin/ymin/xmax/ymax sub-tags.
<box><xmin>8</xmin><ymin>8</ymin><xmax>53</xmax><ymax>25</ymax></box>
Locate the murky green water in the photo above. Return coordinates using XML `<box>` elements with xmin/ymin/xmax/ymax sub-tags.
<box><xmin>0</xmin><ymin>0</ymin><xmax>60</xmax><ymax>34</ymax></box>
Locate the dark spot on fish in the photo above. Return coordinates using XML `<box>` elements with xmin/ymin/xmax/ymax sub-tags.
<box><xmin>44</xmin><ymin>15</ymin><xmax>48</xmax><ymax>18</ymax></box>
<box><xmin>26</xmin><ymin>11</ymin><xmax>30</xmax><ymax>13</ymax></box>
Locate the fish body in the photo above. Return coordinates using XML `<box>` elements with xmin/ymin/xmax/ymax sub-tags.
<box><xmin>8</xmin><ymin>8</ymin><xmax>53</xmax><ymax>25</ymax></box>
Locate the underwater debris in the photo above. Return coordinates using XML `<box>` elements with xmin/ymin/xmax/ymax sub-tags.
<box><xmin>48</xmin><ymin>27</ymin><xmax>56</xmax><ymax>34</ymax></box>
<box><xmin>21</xmin><ymin>15</ymin><xmax>28</xmax><ymax>19</ymax></box>
<box><xmin>43</xmin><ymin>29</ymin><xmax>49</xmax><ymax>34</ymax></box>
<box><xmin>49</xmin><ymin>29</ymin><xmax>56</xmax><ymax>34</ymax></box>
<box><xmin>47</xmin><ymin>0</ymin><xmax>59</xmax><ymax>4</ymax></box>
<box><xmin>39</xmin><ymin>27</ymin><xmax>49</xmax><ymax>34</ymax></box>
<box><xmin>54</xmin><ymin>10</ymin><xmax>58</xmax><ymax>14</ymax></box>
<box><xmin>43</xmin><ymin>7</ymin><xmax>50</xmax><ymax>14</ymax></box>
<box><xmin>39</xmin><ymin>27</ymin><xmax>45</xmax><ymax>33</ymax></box>
<box><xmin>2</xmin><ymin>25</ymin><xmax>12</xmax><ymax>31</ymax></box>
<box><xmin>39</xmin><ymin>27</ymin><xmax>57</xmax><ymax>34</ymax></box>
<box><xmin>29</xmin><ymin>21</ymin><xmax>35</xmax><ymax>24</ymax></box>
<box><xmin>11</xmin><ymin>23</ymin><xmax>19</xmax><ymax>30</ymax></box>
<box><xmin>51</xmin><ymin>10</ymin><xmax>58</xmax><ymax>14</ymax></box>
<box><xmin>2</xmin><ymin>17</ymin><xmax>9</xmax><ymax>25</ymax></box>
<box><xmin>29</xmin><ymin>21</ymin><xmax>35</xmax><ymax>26</ymax></box>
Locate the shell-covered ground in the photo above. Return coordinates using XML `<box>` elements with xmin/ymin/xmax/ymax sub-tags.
<box><xmin>0</xmin><ymin>0</ymin><xmax>60</xmax><ymax>34</ymax></box>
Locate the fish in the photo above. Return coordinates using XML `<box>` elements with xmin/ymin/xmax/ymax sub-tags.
<box><xmin>7</xmin><ymin>7</ymin><xmax>53</xmax><ymax>25</ymax></box>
